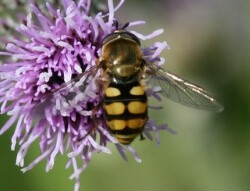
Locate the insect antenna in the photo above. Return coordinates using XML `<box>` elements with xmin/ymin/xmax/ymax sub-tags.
<box><xmin>112</xmin><ymin>19</ymin><xmax>130</xmax><ymax>30</ymax></box>
<box><xmin>112</xmin><ymin>19</ymin><xmax>119</xmax><ymax>30</ymax></box>
<box><xmin>121</xmin><ymin>22</ymin><xmax>130</xmax><ymax>30</ymax></box>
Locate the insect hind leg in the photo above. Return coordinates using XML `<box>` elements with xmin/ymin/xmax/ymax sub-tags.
<box><xmin>77</xmin><ymin>99</ymin><xmax>104</xmax><ymax>144</ymax></box>
<box><xmin>140</xmin><ymin>133</ymin><xmax>145</xmax><ymax>141</ymax></box>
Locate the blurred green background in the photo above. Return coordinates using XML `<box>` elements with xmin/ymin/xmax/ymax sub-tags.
<box><xmin>1</xmin><ymin>0</ymin><xmax>250</xmax><ymax>190</ymax></box>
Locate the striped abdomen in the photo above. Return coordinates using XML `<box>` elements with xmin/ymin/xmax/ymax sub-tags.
<box><xmin>103</xmin><ymin>81</ymin><xmax>148</xmax><ymax>145</ymax></box>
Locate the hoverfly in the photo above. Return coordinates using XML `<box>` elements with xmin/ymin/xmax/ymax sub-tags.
<box><xmin>37</xmin><ymin>26</ymin><xmax>223</xmax><ymax>145</ymax></box>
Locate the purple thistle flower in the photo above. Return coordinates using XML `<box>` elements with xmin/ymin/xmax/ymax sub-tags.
<box><xmin>0</xmin><ymin>0</ymin><xmax>175</xmax><ymax>190</ymax></box>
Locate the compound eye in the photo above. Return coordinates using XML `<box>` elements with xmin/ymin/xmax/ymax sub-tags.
<box><xmin>102</xmin><ymin>31</ymin><xmax>141</xmax><ymax>46</ymax></box>
<box><xmin>122</xmin><ymin>32</ymin><xmax>141</xmax><ymax>45</ymax></box>
<box><xmin>102</xmin><ymin>33</ymin><xmax>119</xmax><ymax>45</ymax></box>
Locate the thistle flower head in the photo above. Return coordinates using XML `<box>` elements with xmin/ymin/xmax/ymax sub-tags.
<box><xmin>0</xmin><ymin>0</ymin><xmax>175</xmax><ymax>190</ymax></box>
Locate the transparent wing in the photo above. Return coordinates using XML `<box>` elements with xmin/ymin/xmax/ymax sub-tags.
<box><xmin>32</xmin><ymin>64</ymin><xmax>101</xmax><ymax>109</ymax></box>
<box><xmin>146</xmin><ymin>63</ymin><xmax>224</xmax><ymax>112</ymax></box>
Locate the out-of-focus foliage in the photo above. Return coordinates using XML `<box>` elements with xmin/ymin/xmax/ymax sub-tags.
<box><xmin>1</xmin><ymin>0</ymin><xmax>250</xmax><ymax>191</ymax></box>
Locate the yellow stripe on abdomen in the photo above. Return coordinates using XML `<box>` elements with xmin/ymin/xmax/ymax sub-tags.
<box><xmin>127</xmin><ymin>101</ymin><xmax>147</xmax><ymax>114</ymax></box>
<box><xmin>130</xmin><ymin>86</ymin><xmax>145</xmax><ymax>96</ymax></box>
<box><xmin>105</xmin><ymin>87</ymin><xmax>121</xmax><ymax>97</ymax></box>
<box><xmin>104</xmin><ymin>102</ymin><xmax>125</xmax><ymax>115</ymax></box>
<box><xmin>127</xmin><ymin>118</ymin><xmax>147</xmax><ymax>129</ymax></box>
<box><xmin>107</xmin><ymin>119</ymin><xmax>126</xmax><ymax>130</ymax></box>
<box><xmin>115</xmin><ymin>133</ymin><xmax>140</xmax><ymax>145</ymax></box>
<box><xmin>107</xmin><ymin>118</ymin><xmax>146</xmax><ymax>131</ymax></box>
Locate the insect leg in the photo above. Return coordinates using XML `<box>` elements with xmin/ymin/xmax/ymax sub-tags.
<box><xmin>140</xmin><ymin>133</ymin><xmax>145</xmax><ymax>141</ymax></box>
<box><xmin>77</xmin><ymin>99</ymin><xmax>104</xmax><ymax>144</ymax></box>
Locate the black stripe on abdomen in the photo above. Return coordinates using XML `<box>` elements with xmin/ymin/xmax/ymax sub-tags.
<box><xmin>103</xmin><ymin>81</ymin><xmax>148</xmax><ymax>121</ymax></box>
